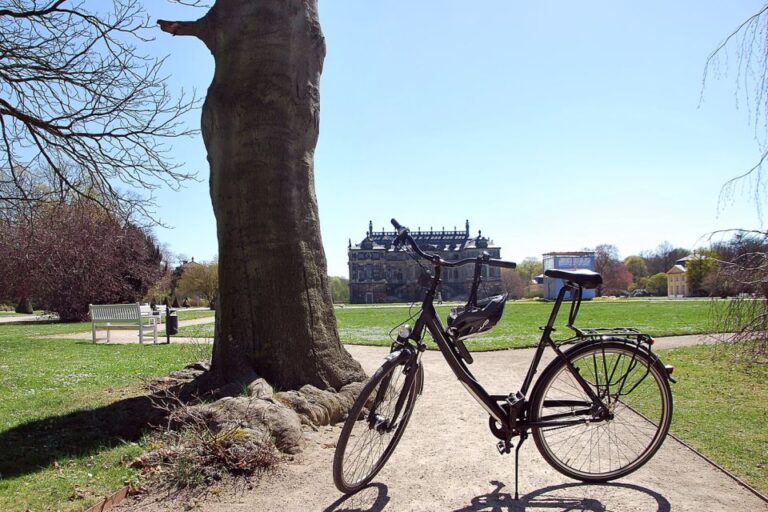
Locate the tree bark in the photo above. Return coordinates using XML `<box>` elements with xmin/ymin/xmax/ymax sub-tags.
<box><xmin>159</xmin><ymin>0</ymin><xmax>365</xmax><ymax>390</ymax></box>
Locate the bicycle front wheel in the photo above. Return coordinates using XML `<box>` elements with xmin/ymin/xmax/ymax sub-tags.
<box><xmin>333</xmin><ymin>353</ymin><xmax>423</xmax><ymax>494</ymax></box>
<box><xmin>530</xmin><ymin>340</ymin><xmax>672</xmax><ymax>482</ymax></box>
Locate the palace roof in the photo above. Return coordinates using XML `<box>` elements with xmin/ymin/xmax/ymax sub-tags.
<box><xmin>350</xmin><ymin>220</ymin><xmax>497</xmax><ymax>251</ymax></box>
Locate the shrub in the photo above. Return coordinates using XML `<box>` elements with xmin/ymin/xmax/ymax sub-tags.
<box><xmin>646</xmin><ymin>273</ymin><xmax>668</xmax><ymax>296</ymax></box>
<box><xmin>176</xmin><ymin>261</ymin><xmax>218</xmax><ymax>309</ymax></box>
<box><xmin>0</xmin><ymin>202</ymin><xmax>163</xmax><ymax>321</ymax></box>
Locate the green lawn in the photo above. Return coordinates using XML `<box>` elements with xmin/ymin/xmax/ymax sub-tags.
<box><xmin>1</xmin><ymin>300</ymin><xmax>765</xmax><ymax>510</ymax></box>
<box><xmin>335</xmin><ymin>299</ymin><xmax>725</xmax><ymax>351</ymax></box>
<box><xmin>174</xmin><ymin>309</ymin><xmax>216</xmax><ymax>321</ymax></box>
<box><xmin>175</xmin><ymin>322</ymin><xmax>215</xmax><ymax>338</ymax></box>
<box><xmin>660</xmin><ymin>344</ymin><xmax>768</xmax><ymax>494</ymax></box>
<box><xmin>175</xmin><ymin>299</ymin><xmax>724</xmax><ymax>345</ymax></box>
<box><xmin>0</xmin><ymin>322</ymin><xmax>204</xmax><ymax>511</ymax></box>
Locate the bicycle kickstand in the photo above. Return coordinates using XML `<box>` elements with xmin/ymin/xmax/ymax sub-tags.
<box><xmin>513</xmin><ymin>433</ymin><xmax>528</xmax><ymax>501</ymax></box>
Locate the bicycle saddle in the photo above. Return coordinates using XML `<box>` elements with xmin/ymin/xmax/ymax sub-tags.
<box><xmin>544</xmin><ymin>269</ymin><xmax>602</xmax><ymax>289</ymax></box>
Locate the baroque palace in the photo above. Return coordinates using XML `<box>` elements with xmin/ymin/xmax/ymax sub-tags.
<box><xmin>348</xmin><ymin>221</ymin><xmax>504</xmax><ymax>304</ymax></box>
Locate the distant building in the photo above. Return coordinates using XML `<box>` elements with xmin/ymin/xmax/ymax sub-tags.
<box><xmin>667</xmin><ymin>255</ymin><xmax>696</xmax><ymax>297</ymax></box>
<box><xmin>348</xmin><ymin>220</ymin><xmax>504</xmax><ymax>304</ymax></box>
<box><xmin>542</xmin><ymin>252</ymin><xmax>597</xmax><ymax>300</ymax></box>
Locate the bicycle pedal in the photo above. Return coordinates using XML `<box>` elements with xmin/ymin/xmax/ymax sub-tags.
<box><xmin>496</xmin><ymin>440</ymin><xmax>511</xmax><ymax>455</ymax></box>
<box><xmin>506</xmin><ymin>391</ymin><xmax>525</xmax><ymax>408</ymax></box>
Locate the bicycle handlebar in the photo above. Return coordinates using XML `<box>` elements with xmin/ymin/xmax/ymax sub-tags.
<box><xmin>390</xmin><ymin>218</ymin><xmax>516</xmax><ymax>269</ymax></box>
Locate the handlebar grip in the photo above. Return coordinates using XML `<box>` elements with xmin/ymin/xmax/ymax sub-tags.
<box><xmin>488</xmin><ymin>259</ymin><xmax>517</xmax><ymax>269</ymax></box>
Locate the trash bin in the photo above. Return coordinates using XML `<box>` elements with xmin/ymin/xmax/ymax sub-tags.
<box><xmin>166</xmin><ymin>309</ymin><xmax>179</xmax><ymax>336</ymax></box>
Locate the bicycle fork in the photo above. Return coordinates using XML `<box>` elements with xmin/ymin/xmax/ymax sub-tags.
<box><xmin>368</xmin><ymin>347</ymin><xmax>421</xmax><ymax>433</ymax></box>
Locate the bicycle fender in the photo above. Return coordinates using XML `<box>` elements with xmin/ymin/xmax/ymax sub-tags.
<box><xmin>384</xmin><ymin>348</ymin><xmax>424</xmax><ymax>396</ymax></box>
<box><xmin>384</xmin><ymin>348</ymin><xmax>411</xmax><ymax>364</ymax></box>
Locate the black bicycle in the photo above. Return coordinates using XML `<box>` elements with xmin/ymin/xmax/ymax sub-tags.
<box><xmin>333</xmin><ymin>219</ymin><xmax>675</xmax><ymax>498</ymax></box>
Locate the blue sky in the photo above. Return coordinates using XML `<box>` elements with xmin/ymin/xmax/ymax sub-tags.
<box><xmin>146</xmin><ymin>1</ymin><xmax>765</xmax><ymax>276</ymax></box>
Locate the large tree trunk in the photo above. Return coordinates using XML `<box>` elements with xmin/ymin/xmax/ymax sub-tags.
<box><xmin>159</xmin><ymin>0</ymin><xmax>365</xmax><ymax>390</ymax></box>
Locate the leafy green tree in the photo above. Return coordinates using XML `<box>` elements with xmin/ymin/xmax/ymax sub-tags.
<box><xmin>329</xmin><ymin>276</ymin><xmax>350</xmax><ymax>304</ymax></box>
<box><xmin>646</xmin><ymin>273</ymin><xmax>668</xmax><ymax>296</ymax></box>
<box><xmin>176</xmin><ymin>260</ymin><xmax>219</xmax><ymax>309</ymax></box>
<box><xmin>624</xmin><ymin>255</ymin><xmax>648</xmax><ymax>282</ymax></box>
<box><xmin>517</xmin><ymin>257</ymin><xmax>544</xmax><ymax>284</ymax></box>
<box><xmin>502</xmin><ymin>257</ymin><xmax>543</xmax><ymax>299</ymax></box>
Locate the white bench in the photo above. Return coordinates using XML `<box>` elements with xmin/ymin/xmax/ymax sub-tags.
<box><xmin>89</xmin><ymin>303</ymin><xmax>158</xmax><ymax>344</ymax></box>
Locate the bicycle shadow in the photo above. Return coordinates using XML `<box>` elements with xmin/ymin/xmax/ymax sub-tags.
<box><xmin>321</xmin><ymin>480</ymin><xmax>670</xmax><ymax>512</ymax></box>
<box><xmin>453</xmin><ymin>480</ymin><xmax>671</xmax><ymax>512</ymax></box>
<box><xmin>323</xmin><ymin>483</ymin><xmax>390</xmax><ymax>512</ymax></box>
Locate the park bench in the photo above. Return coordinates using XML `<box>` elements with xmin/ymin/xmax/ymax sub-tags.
<box><xmin>88</xmin><ymin>303</ymin><xmax>158</xmax><ymax>344</ymax></box>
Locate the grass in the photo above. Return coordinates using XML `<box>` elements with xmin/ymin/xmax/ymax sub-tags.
<box><xmin>660</xmin><ymin>344</ymin><xmax>768</xmax><ymax>494</ymax></box>
<box><xmin>175</xmin><ymin>323</ymin><xmax>215</xmax><ymax>338</ymax></box>
<box><xmin>1</xmin><ymin>300</ymin><xmax>765</xmax><ymax>509</ymax></box>
<box><xmin>174</xmin><ymin>309</ymin><xmax>216</xmax><ymax>321</ymax></box>
<box><xmin>0</xmin><ymin>322</ymin><xmax>205</xmax><ymax>511</ymax></box>
<box><xmin>174</xmin><ymin>299</ymin><xmax>725</xmax><ymax>344</ymax></box>
<box><xmin>335</xmin><ymin>299</ymin><xmax>725</xmax><ymax>351</ymax></box>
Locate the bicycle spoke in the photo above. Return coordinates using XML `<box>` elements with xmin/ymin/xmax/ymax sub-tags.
<box><xmin>334</xmin><ymin>360</ymin><xmax>421</xmax><ymax>493</ymax></box>
<box><xmin>533</xmin><ymin>343</ymin><xmax>671</xmax><ymax>481</ymax></box>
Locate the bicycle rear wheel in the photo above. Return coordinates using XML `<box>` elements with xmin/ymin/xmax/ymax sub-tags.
<box><xmin>333</xmin><ymin>353</ymin><xmax>423</xmax><ymax>494</ymax></box>
<box><xmin>530</xmin><ymin>340</ymin><xmax>672</xmax><ymax>482</ymax></box>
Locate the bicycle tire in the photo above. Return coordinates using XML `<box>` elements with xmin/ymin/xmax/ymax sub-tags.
<box><xmin>333</xmin><ymin>353</ymin><xmax>423</xmax><ymax>494</ymax></box>
<box><xmin>530</xmin><ymin>340</ymin><xmax>672</xmax><ymax>482</ymax></box>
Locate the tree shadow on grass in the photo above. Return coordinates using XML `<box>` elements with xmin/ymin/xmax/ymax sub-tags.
<box><xmin>0</xmin><ymin>393</ymin><xmax>163</xmax><ymax>479</ymax></box>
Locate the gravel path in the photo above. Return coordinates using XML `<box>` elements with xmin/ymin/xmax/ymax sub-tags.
<box><xmin>0</xmin><ymin>313</ymin><xmax>57</xmax><ymax>324</ymax></box>
<box><xmin>122</xmin><ymin>338</ymin><xmax>767</xmax><ymax>512</ymax></box>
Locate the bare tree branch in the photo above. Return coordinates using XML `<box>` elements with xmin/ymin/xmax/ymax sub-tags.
<box><xmin>169</xmin><ymin>0</ymin><xmax>210</xmax><ymax>8</ymax></box>
<box><xmin>0</xmin><ymin>0</ymin><xmax>200</xmax><ymax>221</ymax></box>
<box><xmin>703</xmin><ymin>4</ymin><xmax>768</xmax><ymax>216</ymax></box>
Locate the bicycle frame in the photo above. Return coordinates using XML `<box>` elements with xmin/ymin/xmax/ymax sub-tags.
<box><xmin>397</xmin><ymin>262</ymin><xmax>608</xmax><ymax>434</ymax></box>
<box><xmin>334</xmin><ymin>220</ymin><xmax>674</xmax><ymax>499</ymax></box>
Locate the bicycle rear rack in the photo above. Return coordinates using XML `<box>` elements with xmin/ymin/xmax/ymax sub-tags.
<box><xmin>572</xmin><ymin>327</ymin><xmax>653</xmax><ymax>343</ymax></box>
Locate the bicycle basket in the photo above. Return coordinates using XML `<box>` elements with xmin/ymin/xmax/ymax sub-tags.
<box><xmin>447</xmin><ymin>293</ymin><xmax>508</xmax><ymax>340</ymax></box>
